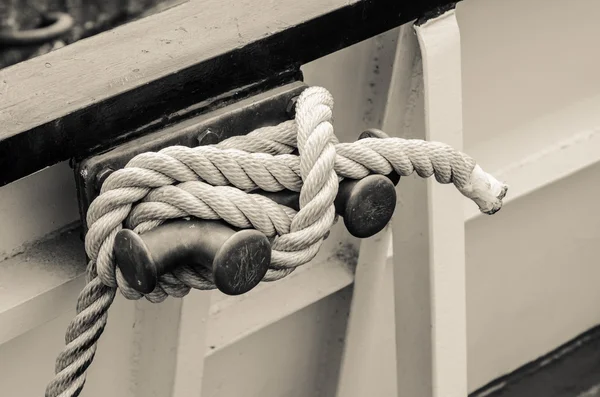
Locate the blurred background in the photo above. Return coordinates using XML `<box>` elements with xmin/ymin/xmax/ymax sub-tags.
<box><xmin>0</xmin><ymin>0</ymin><xmax>185</xmax><ymax>68</ymax></box>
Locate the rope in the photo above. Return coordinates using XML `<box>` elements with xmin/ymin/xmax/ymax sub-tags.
<box><xmin>45</xmin><ymin>86</ymin><xmax>507</xmax><ymax>397</ymax></box>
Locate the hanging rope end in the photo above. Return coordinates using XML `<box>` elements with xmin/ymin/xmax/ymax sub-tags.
<box><xmin>461</xmin><ymin>164</ymin><xmax>508</xmax><ymax>215</ymax></box>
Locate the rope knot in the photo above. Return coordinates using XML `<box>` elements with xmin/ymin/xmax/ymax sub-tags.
<box><xmin>46</xmin><ymin>85</ymin><xmax>508</xmax><ymax>397</ymax></box>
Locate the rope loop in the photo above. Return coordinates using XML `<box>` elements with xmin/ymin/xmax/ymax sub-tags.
<box><xmin>45</xmin><ymin>86</ymin><xmax>507</xmax><ymax>397</ymax></box>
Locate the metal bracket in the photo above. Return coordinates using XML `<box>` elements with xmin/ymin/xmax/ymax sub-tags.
<box><xmin>74</xmin><ymin>81</ymin><xmax>307</xmax><ymax>230</ymax></box>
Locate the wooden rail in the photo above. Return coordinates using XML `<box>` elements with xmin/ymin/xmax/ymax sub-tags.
<box><xmin>0</xmin><ymin>0</ymin><xmax>456</xmax><ymax>186</ymax></box>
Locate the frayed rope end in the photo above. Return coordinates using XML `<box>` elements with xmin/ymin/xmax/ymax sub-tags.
<box><xmin>459</xmin><ymin>164</ymin><xmax>508</xmax><ymax>215</ymax></box>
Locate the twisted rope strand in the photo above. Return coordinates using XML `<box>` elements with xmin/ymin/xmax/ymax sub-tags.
<box><xmin>45</xmin><ymin>86</ymin><xmax>507</xmax><ymax>397</ymax></box>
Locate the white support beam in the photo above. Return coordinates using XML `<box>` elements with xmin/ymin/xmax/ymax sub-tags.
<box><xmin>335</xmin><ymin>227</ymin><xmax>393</xmax><ymax>397</ymax></box>
<box><xmin>171</xmin><ymin>291</ymin><xmax>212</xmax><ymax>397</ymax></box>
<box><xmin>128</xmin><ymin>298</ymin><xmax>184</xmax><ymax>397</ymax></box>
<box><xmin>393</xmin><ymin>9</ymin><xmax>468</xmax><ymax>397</ymax></box>
<box><xmin>335</xmin><ymin>24</ymin><xmax>419</xmax><ymax>397</ymax></box>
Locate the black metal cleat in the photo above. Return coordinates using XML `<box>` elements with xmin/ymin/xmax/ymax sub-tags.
<box><xmin>114</xmin><ymin>219</ymin><xmax>271</xmax><ymax>296</ymax></box>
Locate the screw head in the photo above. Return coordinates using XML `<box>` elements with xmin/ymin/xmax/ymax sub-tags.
<box><xmin>286</xmin><ymin>96</ymin><xmax>299</xmax><ymax>119</ymax></box>
<box><xmin>197</xmin><ymin>129</ymin><xmax>220</xmax><ymax>145</ymax></box>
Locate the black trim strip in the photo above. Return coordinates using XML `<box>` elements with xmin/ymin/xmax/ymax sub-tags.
<box><xmin>470</xmin><ymin>324</ymin><xmax>600</xmax><ymax>397</ymax></box>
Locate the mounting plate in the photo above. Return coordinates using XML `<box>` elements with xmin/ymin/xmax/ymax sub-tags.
<box><xmin>74</xmin><ymin>81</ymin><xmax>307</xmax><ymax>230</ymax></box>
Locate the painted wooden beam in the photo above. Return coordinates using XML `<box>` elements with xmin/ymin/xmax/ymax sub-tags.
<box><xmin>392</xmin><ymin>6</ymin><xmax>468</xmax><ymax>397</ymax></box>
<box><xmin>0</xmin><ymin>0</ymin><xmax>458</xmax><ymax>186</ymax></box>
<box><xmin>335</xmin><ymin>23</ymin><xmax>418</xmax><ymax>397</ymax></box>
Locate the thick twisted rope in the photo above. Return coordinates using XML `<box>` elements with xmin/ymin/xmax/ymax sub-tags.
<box><xmin>45</xmin><ymin>87</ymin><xmax>507</xmax><ymax>397</ymax></box>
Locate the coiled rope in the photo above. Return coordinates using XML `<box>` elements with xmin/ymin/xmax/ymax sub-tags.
<box><xmin>45</xmin><ymin>86</ymin><xmax>507</xmax><ymax>397</ymax></box>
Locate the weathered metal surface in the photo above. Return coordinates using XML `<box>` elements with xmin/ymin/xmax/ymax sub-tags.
<box><xmin>114</xmin><ymin>219</ymin><xmax>271</xmax><ymax>296</ymax></box>
<box><xmin>74</xmin><ymin>81</ymin><xmax>307</xmax><ymax>228</ymax></box>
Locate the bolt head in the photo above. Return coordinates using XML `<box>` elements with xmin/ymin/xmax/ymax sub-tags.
<box><xmin>286</xmin><ymin>96</ymin><xmax>299</xmax><ymax>119</ymax></box>
<box><xmin>197</xmin><ymin>129</ymin><xmax>220</xmax><ymax>146</ymax></box>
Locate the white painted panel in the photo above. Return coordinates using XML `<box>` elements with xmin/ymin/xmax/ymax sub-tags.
<box><xmin>0</xmin><ymin>161</ymin><xmax>79</xmax><ymax>259</ymax></box>
<box><xmin>201</xmin><ymin>287</ymin><xmax>352</xmax><ymax>397</ymax></box>
<box><xmin>0</xmin><ymin>296</ymin><xmax>135</xmax><ymax>396</ymax></box>
<box><xmin>0</xmin><ymin>229</ymin><xmax>85</xmax><ymax>345</ymax></box>
<box><xmin>301</xmin><ymin>28</ymin><xmax>400</xmax><ymax>143</ymax></box>
<box><xmin>0</xmin><ymin>283</ymin><xmax>204</xmax><ymax>396</ymax></box>
<box><xmin>457</xmin><ymin>0</ymin><xmax>600</xmax><ymax>390</ymax></box>
<box><xmin>459</xmin><ymin>0</ymin><xmax>600</xmax><ymax>221</ymax></box>
<box><xmin>206</xmin><ymin>246</ymin><xmax>354</xmax><ymax>355</ymax></box>
<box><xmin>467</xmin><ymin>161</ymin><xmax>600</xmax><ymax>390</ymax></box>
<box><xmin>458</xmin><ymin>0</ymin><xmax>600</xmax><ymax>147</ymax></box>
